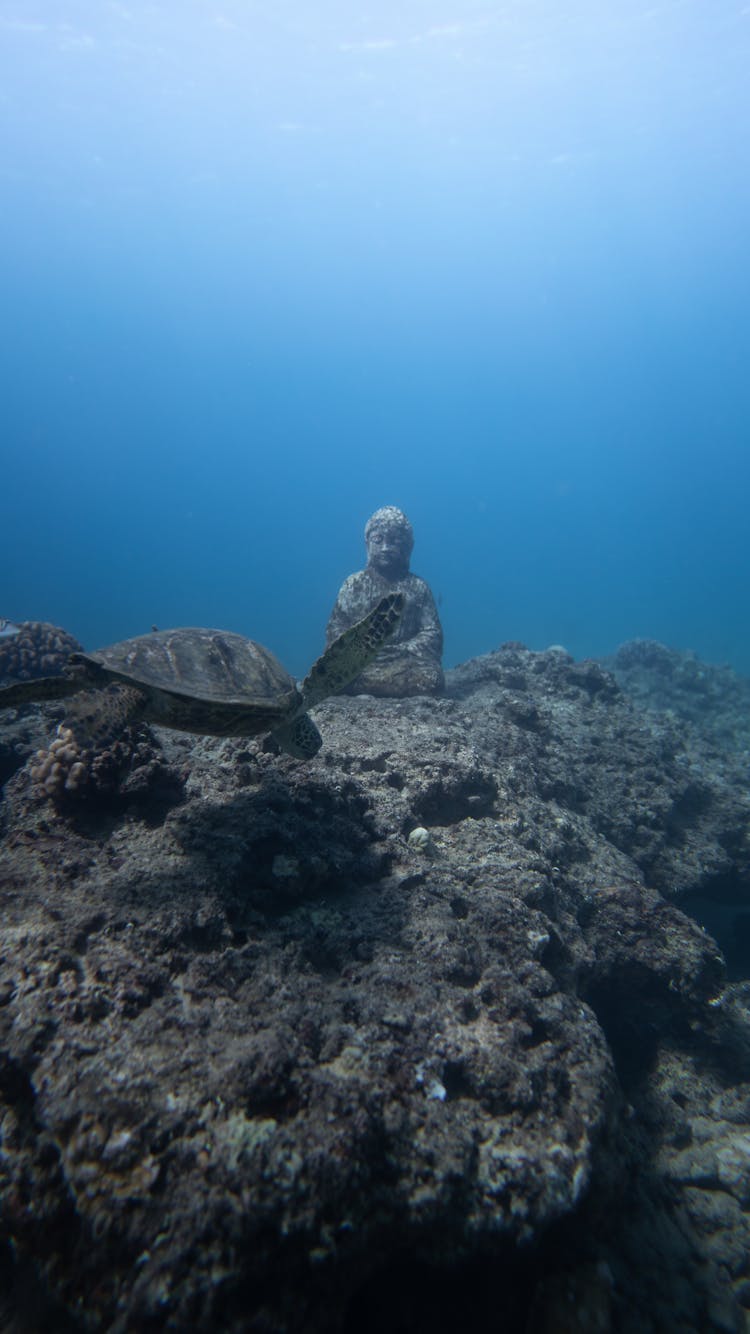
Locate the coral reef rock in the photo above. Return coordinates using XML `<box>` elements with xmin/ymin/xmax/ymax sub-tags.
<box><xmin>1</xmin><ymin>641</ymin><xmax>750</xmax><ymax>1333</ymax></box>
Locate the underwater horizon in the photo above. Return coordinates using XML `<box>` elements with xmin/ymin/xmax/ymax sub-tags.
<box><xmin>2</xmin><ymin>2</ymin><xmax>749</xmax><ymax>678</ymax></box>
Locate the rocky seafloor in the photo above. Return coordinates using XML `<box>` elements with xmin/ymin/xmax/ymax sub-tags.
<box><xmin>1</xmin><ymin>638</ymin><xmax>750</xmax><ymax>1333</ymax></box>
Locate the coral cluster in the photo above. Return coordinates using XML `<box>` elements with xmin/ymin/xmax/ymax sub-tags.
<box><xmin>30</xmin><ymin>727</ymin><xmax>91</xmax><ymax>799</ymax></box>
<box><xmin>0</xmin><ymin>620</ymin><xmax>82</xmax><ymax>683</ymax></box>
<box><xmin>29</xmin><ymin>724</ymin><xmax>184</xmax><ymax>811</ymax></box>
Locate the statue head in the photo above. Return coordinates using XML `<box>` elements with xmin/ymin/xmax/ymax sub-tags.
<box><xmin>365</xmin><ymin>506</ymin><xmax>414</xmax><ymax>581</ymax></box>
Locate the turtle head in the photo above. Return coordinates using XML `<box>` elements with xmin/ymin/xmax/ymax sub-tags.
<box><xmin>270</xmin><ymin>711</ymin><xmax>323</xmax><ymax>759</ymax></box>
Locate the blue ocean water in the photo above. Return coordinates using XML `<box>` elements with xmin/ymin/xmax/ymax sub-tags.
<box><xmin>2</xmin><ymin>2</ymin><xmax>749</xmax><ymax>678</ymax></box>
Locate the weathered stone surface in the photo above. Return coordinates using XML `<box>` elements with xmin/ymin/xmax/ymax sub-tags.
<box><xmin>1</xmin><ymin>641</ymin><xmax>749</xmax><ymax>1332</ymax></box>
<box><xmin>326</xmin><ymin>506</ymin><xmax>444</xmax><ymax>697</ymax></box>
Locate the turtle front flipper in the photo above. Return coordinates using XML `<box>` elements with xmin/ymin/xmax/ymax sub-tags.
<box><xmin>301</xmin><ymin>592</ymin><xmax>404</xmax><ymax>709</ymax></box>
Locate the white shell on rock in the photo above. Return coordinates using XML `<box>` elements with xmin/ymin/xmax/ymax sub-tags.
<box><xmin>407</xmin><ymin>826</ymin><xmax>434</xmax><ymax>854</ymax></box>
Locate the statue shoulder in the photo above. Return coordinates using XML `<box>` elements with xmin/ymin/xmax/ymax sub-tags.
<box><xmin>334</xmin><ymin>569</ymin><xmax>373</xmax><ymax>601</ymax></box>
<box><xmin>405</xmin><ymin>572</ymin><xmax>437</xmax><ymax>600</ymax></box>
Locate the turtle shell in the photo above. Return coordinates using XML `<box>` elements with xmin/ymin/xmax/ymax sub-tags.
<box><xmin>84</xmin><ymin>628</ymin><xmax>299</xmax><ymax>715</ymax></box>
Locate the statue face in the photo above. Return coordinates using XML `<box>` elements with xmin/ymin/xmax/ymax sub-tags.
<box><xmin>366</xmin><ymin>525</ymin><xmax>411</xmax><ymax>579</ymax></box>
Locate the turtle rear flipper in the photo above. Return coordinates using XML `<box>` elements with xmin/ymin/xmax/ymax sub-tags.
<box><xmin>301</xmin><ymin>592</ymin><xmax>404</xmax><ymax>709</ymax></box>
<box><xmin>0</xmin><ymin>675</ymin><xmax>84</xmax><ymax>709</ymax></box>
<box><xmin>64</xmin><ymin>683</ymin><xmax>147</xmax><ymax>748</ymax></box>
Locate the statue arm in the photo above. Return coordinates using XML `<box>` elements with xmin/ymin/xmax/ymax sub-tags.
<box><xmin>406</xmin><ymin>584</ymin><xmax>443</xmax><ymax>660</ymax></box>
<box><xmin>325</xmin><ymin>575</ymin><xmax>365</xmax><ymax>646</ymax></box>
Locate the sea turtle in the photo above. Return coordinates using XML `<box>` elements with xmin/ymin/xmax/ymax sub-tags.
<box><xmin>0</xmin><ymin>593</ymin><xmax>403</xmax><ymax>759</ymax></box>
